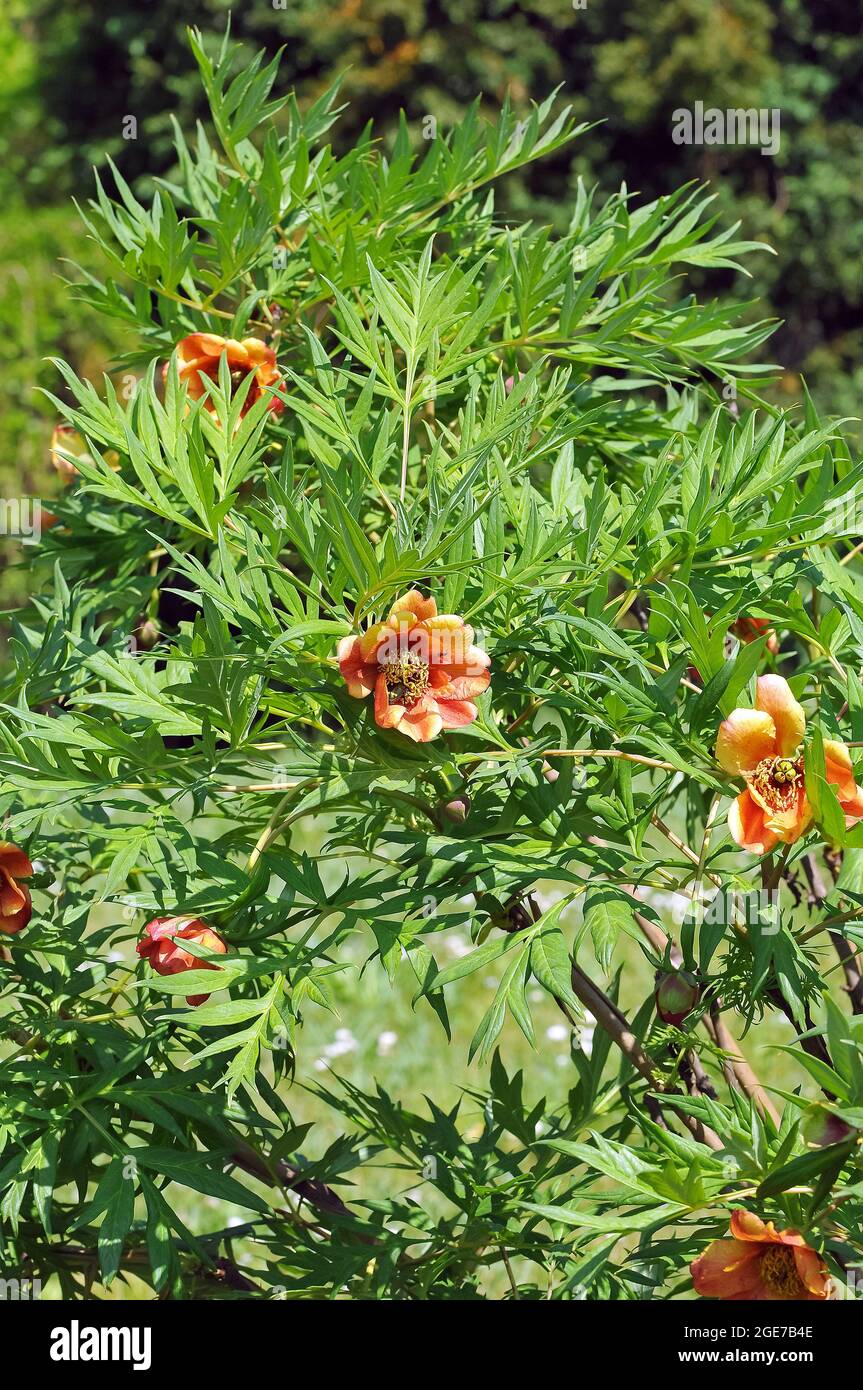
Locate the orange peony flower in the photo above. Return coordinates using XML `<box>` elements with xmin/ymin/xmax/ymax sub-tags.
<box><xmin>137</xmin><ymin>916</ymin><xmax>227</xmax><ymax>1006</ymax></box>
<box><xmin>691</xmin><ymin>1209</ymin><xmax>831</xmax><ymax>1301</ymax></box>
<box><xmin>167</xmin><ymin>334</ymin><xmax>284</xmax><ymax>418</ymax></box>
<box><xmin>0</xmin><ymin>842</ymin><xmax>33</xmax><ymax>935</ymax></box>
<box><xmin>337</xmin><ymin>590</ymin><xmax>490</xmax><ymax>743</ymax></box>
<box><xmin>715</xmin><ymin>674</ymin><xmax>863</xmax><ymax>854</ymax></box>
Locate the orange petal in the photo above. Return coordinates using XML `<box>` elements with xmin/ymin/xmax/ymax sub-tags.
<box><xmin>176</xmin><ymin>333</ymin><xmax>227</xmax><ymax>364</ymax></box>
<box><xmin>729</xmin><ymin>1210</ymin><xmax>785</xmax><ymax>1244</ymax></box>
<box><xmin>397</xmin><ymin>705</ymin><xmax>444</xmax><ymax>742</ymax></box>
<box><xmin>755</xmin><ymin>676</ymin><xmax>805</xmax><ymax>756</ymax></box>
<box><xmin>0</xmin><ymin>874</ymin><xmax>31</xmax><ymax>934</ymax></box>
<box><xmin>358</xmin><ymin>621</ymin><xmax>391</xmax><ymax>662</ymax></box>
<box><xmin>842</xmin><ymin>786</ymin><xmax>863</xmax><ymax>822</ymax></box>
<box><xmin>746</xmin><ymin>781</ymin><xmax>811</xmax><ymax>844</ymax></box>
<box><xmin>241</xmin><ymin>337</ymin><xmax>277</xmax><ymax>368</ymax></box>
<box><xmin>769</xmin><ymin>802</ymin><xmax>811</xmax><ymax>844</ymax></box>
<box><xmin>417</xmin><ymin>618</ymin><xmax>474</xmax><ymax>667</ymax></box>
<box><xmin>728</xmin><ymin>792</ymin><xmax>780</xmax><ymax>854</ymax></box>
<box><xmin>772</xmin><ymin>797</ymin><xmax>811</xmax><ymax>844</ymax></box>
<box><xmin>178</xmin><ymin>369</ymin><xmax>211</xmax><ymax>400</ymax></box>
<box><xmin>793</xmin><ymin>1246</ymin><xmax>831</xmax><ymax>1299</ymax></box>
<box><xmin>0</xmin><ymin>868</ymin><xmax>27</xmax><ymax>916</ymax></box>
<box><xmin>430</xmin><ymin>668</ymin><xmax>490</xmax><ymax>701</ymax></box>
<box><xmin>716</xmin><ymin>709</ymin><xmax>777</xmax><ymax>775</ymax></box>
<box><xmin>0</xmin><ymin>843</ymin><xmax>33</xmax><ymax>879</ymax></box>
<box><xmin>337</xmin><ymin>635</ymin><xmax>376</xmax><ymax>699</ymax></box>
<box><xmin>198</xmin><ymin>928</ymin><xmax>228</xmax><ymax>957</ymax></box>
<box><xmin>421</xmin><ymin>614</ymin><xmax>469</xmax><ymax>635</ymax></box>
<box><xmin>374</xmin><ymin>673</ymin><xmax>406</xmax><ymax>729</ymax></box>
<box><xmin>387</xmin><ymin>590</ymin><xmax>437</xmax><ymax>623</ymax></box>
<box><xmin>824</xmin><ymin>740</ymin><xmax>858</xmax><ymax>801</ymax></box>
<box><xmin>691</xmin><ymin>1240</ymin><xmax>762</xmax><ymax>1298</ymax></box>
<box><xmin>440</xmin><ymin>647</ymin><xmax>492</xmax><ymax>678</ymax></box>
<box><xmin>435</xmin><ymin>698</ymin><xmax>478</xmax><ymax>729</ymax></box>
<box><xmin>464</xmin><ymin>645</ymin><xmax>490</xmax><ymax>671</ymax></box>
<box><xmin>220</xmin><ymin>338</ymin><xmax>252</xmax><ymax>365</ymax></box>
<box><xmin>721</xmin><ymin>1280</ymin><xmax>780</xmax><ymax>1301</ymax></box>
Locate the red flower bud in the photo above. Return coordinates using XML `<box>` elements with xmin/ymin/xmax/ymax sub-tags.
<box><xmin>137</xmin><ymin>916</ymin><xmax>227</xmax><ymax>1006</ymax></box>
<box><xmin>0</xmin><ymin>842</ymin><xmax>34</xmax><ymax>935</ymax></box>
<box><xmin>655</xmin><ymin>970</ymin><xmax>700</xmax><ymax>1026</ymax></box>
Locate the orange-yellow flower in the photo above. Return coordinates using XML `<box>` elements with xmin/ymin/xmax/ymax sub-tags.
<box><xmin>167</xmin><ymin>334</ymin><xmax>284</xmax><ymax>418</ymax></box>
<box><xmin>337</xmin><ymin>590</ymin><xmax>490</xmax><ymax>743</ymax></box>
<box><xmin>715</xmin><ymin>674</ymin><xmax>863</xmax><ymax>854</ymax></box>
<box><xmin>0</xmin><ymin>842</ymin><xmax>34</xmax><ymax>935</ymax></box>
<box><xmin>691</xmin><ymin>1209</ymin><xmax>831</xmax><ymax>1301</ymax></box>
<box><xmin>137</xmin><ymin>915</ymin><xmax>227</xmax><ymax>1006</ymax></box>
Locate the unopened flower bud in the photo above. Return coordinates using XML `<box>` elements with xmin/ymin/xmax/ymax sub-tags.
<box><xmin>135</xmin><ymin>617</ymin><xmax>160</xmax><ymax>650</ymax></box>
<box><xmin>801</xmin><ymin>1105</ymin><xmax>857</xmax><ymax>1149</ymax></box>
<box><xmin>442</xmin><ymin>796</ymin><xmax>470</xmax><ymax>823</ymax></box>
<box><xmin>655</xmin><ymin>970</ymin><xmax>700</xmax><ymax>1026</ymax></box>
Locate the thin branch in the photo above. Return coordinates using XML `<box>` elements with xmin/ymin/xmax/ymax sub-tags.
<box><xmin>801</xmin><ymin>852</ymin><xmax>863</xmax><ymax>1014</ymax></box>
<box><xmin>546</xmin><ymin>749</ymin><xmax>678</xmax><ymax>772</ymax></box>
<box><xmin>565</xmin><ymin>960</ymin><xmax>723</xmax><ymax>1151</ymax></box>
<box><xmin>706</xmin><ymin>1004</ymin><xmax>781</xmax><ymax>1126</ymax></box>
<box><xmin>629</xmin><ymin>897</ymin><xmax>779</xmax><ymax>1125</ymax></box>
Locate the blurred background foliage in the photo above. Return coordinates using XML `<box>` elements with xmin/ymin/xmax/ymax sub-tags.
<box><xmin>0</xmin><ymin>0</ymin><xmax>860</xmax><ymax>562</ymax></box>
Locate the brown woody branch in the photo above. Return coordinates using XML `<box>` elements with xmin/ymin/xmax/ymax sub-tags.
<box><xmin>632</xmin><ymin>903</ymin><xmax>780</xmax><ymax>1125</ymax></box>
<box><xmin>514</xmin><ymin>896</ymin><xmax>723</xmax><ymax>1150</ymax></box>
<box><xmin>802</xmin><ymin>852</ymin><xmax>863</xmax><ymax>1014</ymax></box>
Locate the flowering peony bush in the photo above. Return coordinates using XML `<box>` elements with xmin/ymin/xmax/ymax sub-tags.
<box><xmin>2</xmin><ymin>25</ymin><xmax>863</xmax><ymax>1302</ymax></box>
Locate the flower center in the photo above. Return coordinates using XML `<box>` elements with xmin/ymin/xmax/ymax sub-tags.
<box><xmin>750</xmin><ymin>755</ymin><xmax>803</xmax><ymax>811</ymax></box>
<box><xmin>759</xmin><ymin>1246</ymin><xmax>804</xmax><ymax>1299</ymax></box>
<box><xmin>381</xmin><ymin>653</ymin><xmax>430</xmax><ymax>707</ymax></box>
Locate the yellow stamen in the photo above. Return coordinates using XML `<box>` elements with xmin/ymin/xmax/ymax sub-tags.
<box><xmin>382</xmin><ymin>654</ymin><xmax>430</xmax><ymax>707</ymax></box>
<box><xmin>759</xmin><ymin>1246</ymin><xmax>804</xmax><ymax>1299</ymax></box>
<box><xmin>750</xmin><ymin>755</ymin><xmax>803</xmax><ymax>812</ymax></box>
